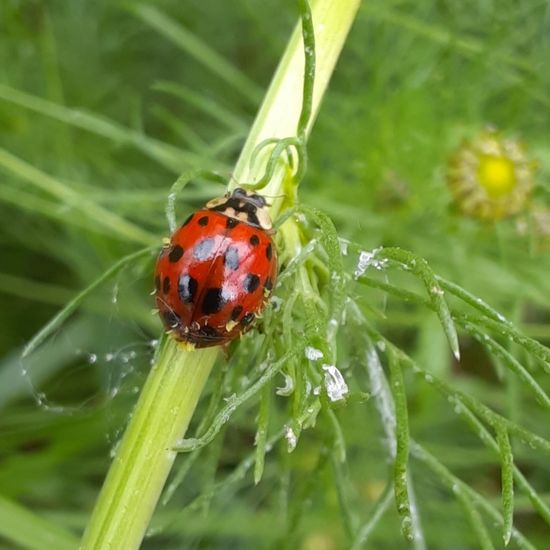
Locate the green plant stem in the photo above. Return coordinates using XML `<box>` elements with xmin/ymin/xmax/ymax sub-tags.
<box><xmin>81</xmin><ymin>1</ymin><xmax>360</xmax><ymax>547</ymax></box>
<box><xmin>81</xmin><ymin>343</ymin><xmax>217</xmax><ymax>549</ymax></box>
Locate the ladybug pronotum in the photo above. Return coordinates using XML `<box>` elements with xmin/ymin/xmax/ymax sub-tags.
<box><xmin>154</xmin><ymin>188</ymin><xmax>277</xmax><ymax>348</ymax></box>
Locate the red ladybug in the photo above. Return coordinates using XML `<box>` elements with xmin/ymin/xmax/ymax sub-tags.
<box><xmin>154</xmin><ymin>188</ymin><xmax>277</xmax><ymax>348</ymax></box>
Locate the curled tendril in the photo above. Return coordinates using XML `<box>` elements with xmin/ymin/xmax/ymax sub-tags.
<box><xmin>165</xmin><ymin>169</ymin><xmax>226</xmax><ymax>232</ymax></box>
<box><xmin>242</xmin><ymin>137</ymin><xmax>308</xmax><ymax>192</ymax></box>
<box><xmin>241</xmin><ymin>0</ymin><xmax>314</xmax><ymax>194</ymax></box>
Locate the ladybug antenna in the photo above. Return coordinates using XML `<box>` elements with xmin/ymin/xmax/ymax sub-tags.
<box><xmin>260</xmin><ymin>192</ymin><xmax>287</xmax><ymax>200</ymax></box>
<box><xmin>263</xmin><ymin>192</ymin><xmax>287</xmax><ymax>206</ymax></box>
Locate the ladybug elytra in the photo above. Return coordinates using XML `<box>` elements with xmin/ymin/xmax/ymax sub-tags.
<box><xmin>154</xmin><ymin>188</ymin><xmax>277</xmax><ymax>348</ymax></box>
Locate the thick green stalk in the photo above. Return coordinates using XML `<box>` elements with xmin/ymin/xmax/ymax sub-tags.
<box><xmin>81</xmin><ymin>1</ymin><xmax>360</xmax><ymax>548</ymax></box>
<box><xmin>81</xmin><ymin>343</ymin><xmax>218</xmax><ymax>548</ymax></box>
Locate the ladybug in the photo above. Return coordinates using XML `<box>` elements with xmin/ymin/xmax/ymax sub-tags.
<box><xmin>154</xmin><ymin>187</ymin><xmax>277</xmax><ymax>348</ymax></box>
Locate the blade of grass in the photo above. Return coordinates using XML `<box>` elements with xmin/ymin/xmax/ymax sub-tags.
<box><xmin>131</xmin><ymin>4</ymin><xmax>262</xmax><ymax>103</ymax></box>
<box><xmin>0</xmin><ymin>184</ymin><xmax>114</xmax><ymax>236</ymax></box>
<box><xmin>153</xmin><ymin>81</ymin><xmax>247</xmax><ymax>132</ymax></box>
<box><xmin>0</xmin><ymin>148</ymin><xmax>157</xmax><ymax>245</ymax></box>
<box><xmin>0</xmin><ymin>84</ymin><xmax>203</xmax><ymax>173</ymax></box>
<box><xmin>151</xmin><ymin>105</ymin><xmax>209</xmax><ymax>153</ymax></box>
<box><xmin>0</xmin><ymin>271</ymin><xmax>74</xmax><ymax>306</ymax></box>
<box><xmin>0</xmin><ymin>494</ymin><xmax>79</xmax><ymax>550</ymax></box>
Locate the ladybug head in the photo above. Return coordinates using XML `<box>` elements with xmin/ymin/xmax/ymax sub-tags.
<box><xmin>230</xmin><ymin>187</ymin><xmax>268</xmax><ymax>208</ymax></box>
<box><xmin>206</xmin><ymin>187</ymin><xmax>273</xmax><ymax>232</ymax></box>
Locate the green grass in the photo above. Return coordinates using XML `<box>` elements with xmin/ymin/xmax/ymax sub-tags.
<box><xmin>1</xmin><ymin>0</ymin><xmax>550</xmax><ymax>548</ymax></box>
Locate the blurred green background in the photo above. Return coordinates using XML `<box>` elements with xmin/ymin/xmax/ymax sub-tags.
<box><xmin>1</xmin><ymin>0</ymin><xmax>550</xmax><ymax>548</ymax></box>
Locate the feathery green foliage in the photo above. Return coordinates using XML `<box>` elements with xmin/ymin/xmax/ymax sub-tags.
<box><xmin>1</xmin><ymin>0</ymin><xmax>550</xmax><ymax>548</ymax></box>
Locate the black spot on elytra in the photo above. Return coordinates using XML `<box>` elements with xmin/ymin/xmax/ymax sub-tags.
<box><xmin>231</xmin><ymin>305</ymin><xmax>243</xmax><ymax>321</ymax></box>
<box><xmin>178</xmin><ymin>274</ymin><xmax>198</xmax><ymax>303</ymax></box>
<box><xmin>198</xmin><ymin>216</ymin><xmax>209</xmax><ymax>226</ymax></box>
<box><xmin>224</xmin><ymin>246</ymin><xmax>240</xmax><ymax>270</ymax></box>
<box><xmin>241</xmin><ymin>312</ymin><xmax>255</xmax><ymax>326</ymax></box>
<box><xmin>168</xmin><ymin>245</ymin><xmax>184</xmax><ymax>263</ymax></box>
<box><xmin>193</xmin><ymin>238</ymin><xmax>215</xmax><ymax>261</ymax></box>
<box><xmin>155</xmin><ymin>275</ymin><xmax>161</xmax><ymax>291</ymax></box>
<box><xmin>243</xmin><ymin>274</ymin><xmax>260</xmax><ymax>293</ymax></box>
<box><xmin>181</xmin><ymin>214</ymin><xmax>193</xmax><ymax>227</ymax></box>
<box><xmin>201</xmin><ymin>288</ymin><xmax>224</xmax><ymax>314</ymax></box>
<box><xmin>264</xmin><ymin>277</ymin><xmax>273</xmax><ymax>291</ymax></box>
<box><xmin>249</xmin><ymin>234</ymin><xmax>260</xmax><ymax>247</ymax></box>
<box><xmin>266</xmin><ymin>243</ymin><xmax>273</xmax><ymax>260</ymax></box>
<box><xmin>163</xmin><ymin>276</ymin><xmax>171</xmax><ymax>294</ymax></box>
<box><xmin>162</xmin><ymin>310</ymin><xmax>181</xmax><ymax>328</ymax></box>
<box><xmin>226</xmin><ymin>217</ymin><xmax>239</xmax><ymax>229</ymax></box>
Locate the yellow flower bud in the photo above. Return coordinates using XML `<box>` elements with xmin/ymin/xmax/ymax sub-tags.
<box><xmin>447</xmin><ymin>129</ymin><xmax>536</xmax><ymax>220</ymax></box>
